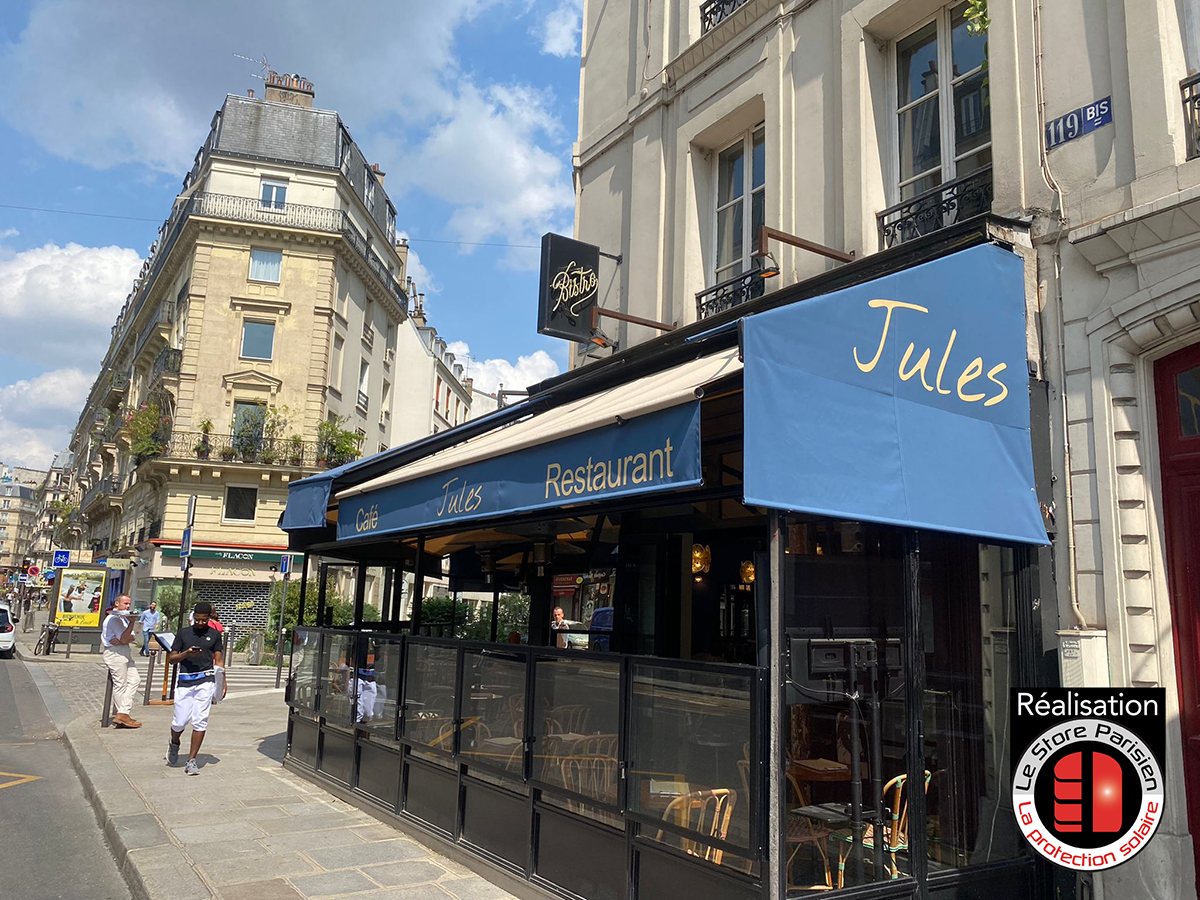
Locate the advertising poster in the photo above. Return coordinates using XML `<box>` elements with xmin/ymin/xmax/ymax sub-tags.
<box><xmin>55</xmin><ymin>567</ymin><xmax>108</xmax><ymax>627</ymax></box>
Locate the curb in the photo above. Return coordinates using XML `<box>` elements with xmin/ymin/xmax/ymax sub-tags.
<box><xmin>60</xmin><ymin>717</ymin><xmax>214</xmax><ymax>900</ymax></box>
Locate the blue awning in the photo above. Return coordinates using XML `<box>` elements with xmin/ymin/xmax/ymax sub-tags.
<box><xmin>280</xmin><ymin>474</ymin><xmax>336</xmax><ymax>531</ymax></box>
<box><xmin>742</xmin><ymin>243</ymin><xmax>1047</xmax><ymax>545</ymax></box>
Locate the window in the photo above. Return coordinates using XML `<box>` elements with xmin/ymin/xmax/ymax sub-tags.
<box><xmin>223</xmin><ymin>486</ymin><xmax>258</xmax><ymax>522</ymax></box>
<box><xmin>240</xmin><ymin>320</ymin><xmax>275</xmax><ymax>360</ymax></box>
<box><xmin>339</xmin><ymin>129</ymin><xmax>353</xmax><ymax>179</ymax></box>
<box><xmin>714</xmin><ymin>125</ymin><xmax>766</xmax><ymax>284</ymax></box>
<box><xmin>330</xmin><ymin>333</ymin><xmax>345</xmax><ymax>391</ymax></box>
<box><xmin>357</xmin><ymin>359</ymin><xmax>370</xmax><ymax>411</ymax></box>
<box><xmin>363</xmin><ymin>167</ymin><xmax>376</xmax><ymax>213</ymax></box>
<box><xmin>381</xmin><ymin>379</ymin><xmax>391</xmax><ymax>411</ymax></box>
<box><xmin>232</xmin><ymin>401</ymin><xmax>265</xmax><ymax>439</ymax></box>
<box><xmin>336</xmin><ymin>266</ymin><xmax>350</xmax><ymax>318</ymax></box>
<box><xmin>454</xmin><ymin>396</ymin><xmax>460</xmax><ymax>425</ymax></box>
<box><xmin>248</xmin><ymin>248</ymin><xmax>282</xmax><ymax>283</ymax></box>
<box><xmin>260</xmin><ymin>179</ymin><xmax>287</xmax><ymax>210</ymax></box>
<box><xmin>895</xmin><ymin>3</ymin><xmax>990</xmax><ymax>200</ymax></box>
<box><xmin>434</xmin><ymin>376</ymin><xmax>442</xmax><ymax>411</ymax></box>
<box><xmin>386</xmin><ymin>207</ymin><xmax>396</xmax><ymax>243</ymax></box>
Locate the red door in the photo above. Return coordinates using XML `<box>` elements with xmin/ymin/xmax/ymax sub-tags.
<box><xmin>1155</xmin><ymin>343</ymin><xmax>1200</xmax><ymax>874</ymax></box>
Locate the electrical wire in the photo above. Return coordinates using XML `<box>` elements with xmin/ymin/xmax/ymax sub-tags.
<box><xmin>0</xmin><ymin>203</ymin><xmax>540</xmax><ymax>249</ymax></box>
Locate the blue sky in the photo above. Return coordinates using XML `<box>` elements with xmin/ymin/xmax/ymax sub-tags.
<box><xmin>0</xmin><ymin>0</ymin><xmax>582</xmax><ymax>467</ymax></box>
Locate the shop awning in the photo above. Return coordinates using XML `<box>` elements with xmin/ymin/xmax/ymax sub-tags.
<box><xmin>332</xmin><ymin>348</ymin><xmax>743</xmax><ymax>539</ymax></box>
<box><xmin>742</xmin><ymin>243</ymin><xmax>1048</xmax><ymax>545</ymax></box>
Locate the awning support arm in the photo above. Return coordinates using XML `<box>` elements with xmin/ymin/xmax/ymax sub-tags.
<box><xmin>754</xmin><ymin>225</ymin><xmax>855</xmax><ymax>265</ymax></box>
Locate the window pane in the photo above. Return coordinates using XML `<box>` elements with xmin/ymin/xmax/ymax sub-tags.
<box><xmin>954</xmin><ymin>71</ymin><xmax>991</xmax><ymax>157</ymax></box>
<box><xmin>241</xmin><ymin>320</ymin><xmax>275</xmax><ymax>359</ymax></box>
<box><xmin>249</xmin><ymin>248</ymin><xmax>282</xmax><ymax>282</ymax></box>
<box><xmin>459</xmin><ymin>649</ymin><xmax>527</xmax><ymax>775</ymax></box>
<box><xmin>260</xmin><ymin>182</ymin><xmax>286</xmax><ymax>209</ymax></box>
<box><xmin>403</xmin><ymin>643</ymin><xmax>459</xmax><ymax>750</ymax></box>
<box><xmin>751</xmin><ymin>189</ymin><xmax>765</xmax><ymax>251</ymax></box>
<box><xmin>782</xmin><ymin>518</ymin><xmax>909</xmax><ymax>891</ymax></box>
<box><xmin>923</xmin><ymin>539</ymin><xmax>1023</xmax><ymax>871</ymax></box>
<box><xmin>897</xmin><ymin>20</ymin><xmax>939</xmax><ymax>106</ymax></box>
<box><xmin>951</xmin><ymin>3</ymin><xmax>987</xmax><ymax>76</ymax></box>
<box><xmin>319</xmin><ymin>632</ymin><xmax>355</xmax><ymax>723</ymax></box>
<box><xmin>356</xmin><ymin>634</ymin><xmax>403</xmax><ymax>733</ymax></box>
<box><xmin>901</xmin><ymin>170</ymin><xmax>943</xmax><ymax>201</ymax></box>
<box><xmin>628</xmin><ymin>663</ymin><xmax>755</xmax><ymax>853</ymax></box>
<box><xmin>954</xmin><ymin>146</ymin><xmax>992</xmax><ymax>178</ymax></box>
<box><xmin>898</xmin><ymin>97</ymin><xmax>941</xmax><ymax>184</ymax></box>
<box><xmin>718</xmin><ymin>142</ymin><xmax>744</xmax><ymax>206</ymax></box>
<box><xmin>752</xmin><ymin>128</ymin><xmax>766</xmax><ymax>190</ymax></box>
<box><xmin>224</xmin><ymin>486</ymin><xmax>257</xmax><ymax>521</ymax></box>
<box><xmin>1179</xmin><ymin>365</ymin><xmax>1200</xmax><ymax>437</ymax></box>
<box><xmin>289</xmin><ymin>627</ymin><xmax>321</xmax><ymax>711</ymax></box>
<box><xmin>716</xmin><ymin>203</ymin><xmax>743</xmax><ymax>271</ymax></box>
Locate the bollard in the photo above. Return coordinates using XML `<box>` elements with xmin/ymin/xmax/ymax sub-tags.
<box><xmin>65</xmin><ymin>626</ymin><xmax>74</xmax><ymax>658</ymax></box>
<box><xmin>101</xmin><ymin>671</ymin><xmax>114</xmax><ymax>727</ymax></box>
<box><xmin>144</xmin><ymin>651</ymin><xmax>156</xmax><ymax>706</ymax></box>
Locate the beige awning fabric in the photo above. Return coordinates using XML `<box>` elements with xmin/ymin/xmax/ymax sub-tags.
<box><xmin>336</xmin><ymin>346</ymin><xmax>743</xmax><ymax>500</ymax></box>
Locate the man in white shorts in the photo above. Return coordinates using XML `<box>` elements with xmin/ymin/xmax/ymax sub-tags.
<box><xmin>165</xmin><ymin>601</ymin><xmax>226</xmax><ymax>775</ymax></box>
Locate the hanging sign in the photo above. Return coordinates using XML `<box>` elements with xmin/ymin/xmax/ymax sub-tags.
<box><xmin>537</xmin><ymin>233</ymin><xmax>601</xmax><ymax>342</ymax></box>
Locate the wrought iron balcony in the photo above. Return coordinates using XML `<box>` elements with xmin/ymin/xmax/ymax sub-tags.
<box><xmin>161</xmin><ymin>431</ymin><xmax>328</xmax><ymax>468</ymax></box>
<box><xmin>81</xmin><ymin>476</ymin><xmax>123</xmax><ymax>513</ymax></box>
<box><xmin>700</xmin><ymin>0</ymin><xmax>751</xmax><ymax>33</ymax></box>
<box><xmin>191</xmin><ymin>191</ymin><xmax>346</xmax><ymax>232</ymax></box>
<box><xmin>357</xmin><ymin>390</ymin><xmax>370</xmax><ymax>413</ymax></box>
<box><xmin>1183</xmin><ymin>74</ymin><xmax>1200</xmax><ymax>160</ymax></box>
<box><xmin>102</xmin><ymin>370</ymin><xmax>130</xmax><ymax>409</ymax></box>
<box><xmin>695</xmin><ymin>268</ymin><xmax>767</xmax><ymax>320</ymax></box>
<box><xmin>151</xmin><ymin>346</ymin><xmax>183</xmax><ymax>381</ymax></box>
<box><xmin>362</xmin><ymin>322</ymin><xmax>375</xmax><ymax>348</ymax></box>
<box><xmin>877</xmin><ymin>165</ymin><xmax>994</xmax><ymax>250</ymax></box>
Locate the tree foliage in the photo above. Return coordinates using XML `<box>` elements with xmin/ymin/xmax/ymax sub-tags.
<box><xmin>420</xmin><ymin>593</ymin><xmax>529</xmax><ymax>640</ymax></box>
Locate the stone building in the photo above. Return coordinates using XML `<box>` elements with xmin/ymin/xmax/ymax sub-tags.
<box><xmin>66</xmin><ymin>72</ymin><xmax>409</xmax><ymax>627</ymax></box>
<box><xmin>571</xmin><ymin>0</ymin><xmax>1200</xmax><ymax>896</ymax></box>
<box><xmin>28</xmin><ymin>451</ymin><xmax>74</xmax><ymax>574</ymax></box>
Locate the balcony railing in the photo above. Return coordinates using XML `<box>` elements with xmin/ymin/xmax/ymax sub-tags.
<box><xmin>151</xmin><ymin>346</ymin><xmax>183</xmax><ymax>381</ymax></box>
<box><xmin>134</xmin><ymin>302</ymin><xmax>174</xmax><ymax>359</ymax></box>
<box><xmin>877</xmin><ymin>165</ymin><xmax>994</xmax><ymax>250</ymax></box>
<box><xmin>1184</xmin><ymin>75</ymin><xmax>1200</xmax><ymax>160</ymax></box>
<box><xmin>695</xmin><ymin>268</ymin><xmax>767</xmax><ymax>320</ymax></box>
<box><xmin>159</xmin><ymin>432</ymin><xmax>343</xmax><ymax>468</ymax></box>
<box><xmin>191</xmin><ymin>191</ymin><xmax>347</xmax><ymax>232</ymax></box>
<box><xmin>81</xmin><ymin>476</ymin><xmax>123</xmax><ymax>512</ymax></box>
<box><xmin>700</xmin><ymin>0</ymin><xmax>751</xmax><ymax>33</ymax></box>
<box><xmin>362</xmin><ymin>322</ymin><xmax>375</xmax><ymax>348</ymax></box>
<box><xmin>357</xmin><ymin>390</ymin><xmax>370</xmax><ymax>413</ymax></box>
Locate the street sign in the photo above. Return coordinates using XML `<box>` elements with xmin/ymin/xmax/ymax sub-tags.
<box><xmin>26</xmin><ymin>565</ymin><xmax>39</xmax><ymax>577</ymax></box>
<box><xmin>180</xmin><ymin>527</ymin><xmax>193</xmax><ymax>572</ymax></box>
<box><xmin>52</xmin><ymin>549</ymin><xmax>71</xmax><ymax>568</ymax></box>
<box><xmin>106</xmin><ymin>558</ymin><xmax>133</xmax><ymax>570</ymax></box>
<box><xmin>186</xmin><ymin>495</ymin><xmax>197</xmax><ymax>527</ymax></box>
<box><xmin>18</xmin><ymin>575</ymin><xmax>27</xmax><ymax>583</ymax></box>
<box><xmin>1045</xmin><ymin>96</ymin><xmax>1112</xmax><ymax>150</ymax></box>
<box><xmin>279</xmin><ymin>554</ymin><xmax>290</xmax><ymax>576</ymax></box>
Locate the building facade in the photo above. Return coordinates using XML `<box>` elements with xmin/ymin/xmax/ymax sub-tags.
<box><xmin>0</xmin><ymin>481</ymin><xmax>42</xmax><ymax>573</ymax></box>
<box><xmin>28</xmin><ymin>451</ymin><xmax>74</xmax><ymax>574</ymax></box>
<box><xmin>573</xmin><ymin>0</ymin><xmax>1200</xmax><ymax>897</ymax></box>
<box><xmin>390</xmin><ymin>296</ymin><xmax>476</xmax><ymax>446</ymax></box>
<box><xmin>66</xmin><ymin>72</ymin><xmax>409</xmax><ymax>626</ymax></box>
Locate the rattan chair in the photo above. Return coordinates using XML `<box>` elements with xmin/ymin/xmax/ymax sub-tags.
<box><xmin>656</xmin><ymin>789</ymin><xmax>738</xmax><ymax>866</ymax></box>
<box><xmin>830</xmin><ymin>771</ymin><xmax>931</xmax><ymax>888</ymax></box>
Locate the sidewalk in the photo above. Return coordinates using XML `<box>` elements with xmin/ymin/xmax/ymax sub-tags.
<box><xmin>24</xmin><ymin>645</ymin><xmax>518</xmax><ymax>900</ymax></box>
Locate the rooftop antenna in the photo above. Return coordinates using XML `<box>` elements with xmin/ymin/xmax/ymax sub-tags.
<box><xmin>232</xmin><ymin>53</ymin><xmax>271</xmax><ymax>81</ymax></box>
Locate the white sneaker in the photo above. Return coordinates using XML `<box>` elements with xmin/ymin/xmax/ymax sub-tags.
<box><xmin>184</xmin><ymin>759</ymin><xmax>199</xmax><ymax>776</ymax></box>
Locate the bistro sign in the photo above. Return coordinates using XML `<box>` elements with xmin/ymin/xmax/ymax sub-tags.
<box><xmin>339</xmin><ymin>402</ymin><xmax>702</xmax><ymax>540</ymax></box>
<box><xmin>537</xmin><ymin>232</ymin><xmax>601</xmax><ymax>342</ymax></box>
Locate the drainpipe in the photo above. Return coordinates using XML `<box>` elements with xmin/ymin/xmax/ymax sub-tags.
<box><xmin>1033</xmin><ymin>0</ymin><xmax>1088</xmax><ymax>629</ymax></box>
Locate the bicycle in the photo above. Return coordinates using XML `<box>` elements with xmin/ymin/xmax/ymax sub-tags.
<box><xmin>34</xmin><ymin>621</ymin><xmax>58</xmax><ymax>656</ymax></box>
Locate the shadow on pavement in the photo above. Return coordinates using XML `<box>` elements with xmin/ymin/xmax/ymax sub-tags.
<box><xmin>257</xmin><ymin>731</ymin><xmax>287</xmax><ymax>762</ymax></box>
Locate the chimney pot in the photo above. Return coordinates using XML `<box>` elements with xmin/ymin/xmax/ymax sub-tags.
<box><xmin>247</xmin><ymin>89</ymin><xmax>254</xmax><ymax>98</ymax></box>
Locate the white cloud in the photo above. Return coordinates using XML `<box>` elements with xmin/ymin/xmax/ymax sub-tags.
<box><xmin>536</xmin><ymin>0</ymin><xmax>583</xmax><ymax>57</ymax></box>
<box><xmin>0</xmin><ymin>368</ymin><xmax>92</xmax><ymax>468</ymax></box>
<box><xmin>0</xmin><ymin>228</ymin><xmax>18</xmax><ymax>239</ymax></box>
<box><xmin>0</xmin><ymin>242</ymin><xmax>143</xmax><ymax>364</ymax></box>
<box><xmin>399</xmin><ymin>82</ymin><xmax>574</xmax><ymax>266</ymax></box>
<box><xmin>447</xmin><ymin>340</ymin><xmax>560</xmax><ymax>393</ymax></box>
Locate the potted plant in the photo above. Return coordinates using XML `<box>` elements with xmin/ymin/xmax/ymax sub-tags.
<box><xmin>287</xmin><ymin>434</ymin><xmax>305</xmax><ymax>467</ymax></box>
<box><xmin>232</xmin><ymin>405</ymin><xmax>265</xmax><ymax>462</ymax></box>
<box><xmin>220</xmin><ymin>445</ymin><xmax>236</xmax><ymax>461</ymax></box>
<box><xmin>129</xmin><ymin>402</ymin><xmax>168</xmax><ymax>465</ymax></box>
<box><xmin>194</xmin><ymin>417</ymin><xmax>213</xmax><ymax>458</ymax></box>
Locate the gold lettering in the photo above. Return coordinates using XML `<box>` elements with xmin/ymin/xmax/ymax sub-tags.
<box><xmin>664</xmin><ymin>438</ymin><xmax>674</xmax><ymax>477</ymax></box>
<box><xmin>561</xmin><ymin>468</ymin><xmax>574</xmax><ymax>493</ymax></box>
<box><xmin>984</xmin><ymin>363</ymin><xmax>1009</xmax><ymax>406</ymax></box>
<box><xmin>898</xmin><ymin>344</ymin><xmax>934</xmax><ymax>392</ymax></box>
<box><xmin>594</xmin><ymin>460</ymin><xmax>607</xmax><ymax>488</ymax></box>
<box><xmin>632</xmin><ymin>453</ymin><xmax>648</xmax><ymax>483</ymax></box>
<box><xmin>853</xmin><ymin>299</ymin><xmax>929</xmax><ymax>372</ymax></box>
<box><xmin>574</xmin><ymin>466</ymin><xmax>587</xmax><ymax>494</ymax></box>
<box><xmin>957</xmin><ymin>357</ymin><xmax>986</xmax><ymax>402</ymax></box>
<box><xmin>545</xmin><ymin>463</ymin><xmax>562</xmax><ymax>498</ymax></box>
<box><xmin>934</xmin><ymin>329</ymin><xmax>957</xmax><ymax>395</ymax></box>
<box><xmin>438</xmin><ymin>478</ymin><xmax>460</xmax><ymax>517</ymax></box>
<box><xmin>649</xmin><ymin>448</ymin><xmax>664</xmax><ymax>481</ymax></box>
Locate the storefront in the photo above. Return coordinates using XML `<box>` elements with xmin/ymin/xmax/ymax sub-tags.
<box><xmin>279</xmin><ymin>223</ymin><xmax>1057</xmax><ymax>900</ymax></box>
<box><xmin>136</xmin><ymin>541</ymin><xmax>287</xmax><ymax>626</ymax></box>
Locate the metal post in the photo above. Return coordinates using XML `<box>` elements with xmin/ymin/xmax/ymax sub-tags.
<box><xmin>275</xmin><ymin>570</ymin><xmax>290</xmax><ymax>688</ymax></box>
<box><xmin>489</xmin><ymin>585</ymin><xmax>500</xmax><ymax>643</ymax></box>
<box><xmin>767</xmin><ymin>510</ymin><xmax>786</xmax><ymax>900</ymax></box>
<box><xmin>170</xmin><ymin>561</ymin><xmax>191</xmax><ymax>701</ymax></box>
<box><xmin>848</xmin><ymin>648</ymin><xmax>864</xmax><ymax>884</ymax></box>
<box><xmin>903</xmin><ymin>532</ymin><xmax>928</xmax><ymax>897</ymax></box>
<box><xmin>64</xmin><ymin>626</ymin><xmax>74</xmax><ymax>658</ymax></box>
<box><xmin>316</xmin><ymin>563</ymin><xmax>329</xmax><ymax>629</ymax></box>
<box><xmin>143</xmin><ymin>651</ymin><xmax>156</xmax><ymax>706</ymax></box>
<box><xmin>411</xmin><ymin>537</ymin><xmax>426</xmax><ymax>634</ymax></box>
<box><xmin>353</xmin><ymin>565</ymin><xmax>366</xmax><ymax>624</ymax></box>
<box><xmin>101</xmin><ymin>671</ymin><xmax>114</xmax><ymax>728</ymax></box>
<box><xmin>381</xmin><ymin>567</ymin><xmax>393</xmax><ymax>623</ymax></box>
<box><xmin>297</xmin><ymin>553</ymin><xmax>310</xmax><ymax>626</ymax></box>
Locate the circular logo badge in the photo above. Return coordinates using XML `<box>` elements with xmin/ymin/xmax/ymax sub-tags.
<box><xmin>1012</xmin><ymin>718</ymin><xmax>1164</xmax><ymax>871</ymax></box>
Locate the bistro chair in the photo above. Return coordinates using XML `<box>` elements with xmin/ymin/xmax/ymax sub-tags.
<box><xmin>545</xmin><ymin>703</ymin><xmax>590</xmax><ymax>735</ymax></box>
<box><xmin>655</xmin><ymin>789</ymin><xmax>738</xmax><ymax>866</ymax></box>
<box><xmin>784</xmin><ymin>770</ymin><xmax>834</xmax><ymax>891</ymax></box>
<box><xmin>830</xmin><ymin>770</ymin><xmax>931</xmax><ymax>888</ymax></box>
<box><xmin>559</xmin><ymin>754</ymin><xmax>619</xmax><ymax>811</ymax></box>
<box><xmin>507</xmin><ymin>693</ymin><xmax>525</xmax><ymax>738</ymax></box>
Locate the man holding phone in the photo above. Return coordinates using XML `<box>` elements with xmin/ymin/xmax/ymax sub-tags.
<box><xmin>165</xmin><ymin>601</ymin><xmax>226</xmax><ymax>775</ymax></box>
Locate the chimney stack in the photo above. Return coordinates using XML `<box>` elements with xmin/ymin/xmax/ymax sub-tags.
<box><xmin>411</xmin><ymin>292</ymin><xmax>427</xmax><ymax>327</ymax></box>
<box><xmin>247</xmin><ymin>88</ymin><xmax>254</xmax><ymax>99</ymax></box>
<box><xmin>264</xmin><ymin>70</ymin><xmax>315</xmax><ymax>108</ymax></box>
<box><xmin>370</xmin><ymin>162</ymin><xmax>386</xmax><ymax>188</ymax></box>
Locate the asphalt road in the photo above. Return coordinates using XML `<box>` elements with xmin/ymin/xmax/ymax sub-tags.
<box><xmin>0</xmin><ymin>658</ymin><xmax>131</xmax><ymax>900</ymax></box>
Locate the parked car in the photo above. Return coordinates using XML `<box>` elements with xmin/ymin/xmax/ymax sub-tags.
<box><xmin>0</xmin><ymin>605</ymin><xmax>15</xmax><ymax>658</ymax></box>
<box><xmin>588</xmin><ymin>606</ymin><xmax>614</xmax><ymax>652</ymax></box>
